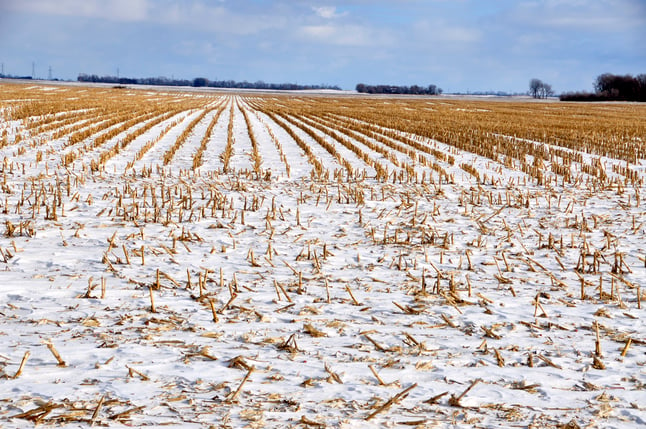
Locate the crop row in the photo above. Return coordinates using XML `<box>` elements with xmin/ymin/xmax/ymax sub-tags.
<box><xmin>1</xmin><ymin>83</ymin><xmax>645</xmax><ymax>192</ymax></box>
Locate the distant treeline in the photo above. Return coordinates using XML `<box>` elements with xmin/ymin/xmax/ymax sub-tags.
<box><xmin>355</xmin><ymin>83</ymin><xmax>442</xmax><ymax>95</ymax></box>
<box><xmin>560</xmin><ymin>73</ymin><xmax>646</xmax><ymax>102</ymax></box>
<box><xmin>77</xmin><ymin>74</ymin><xmax>341</xmax><ymax>91</ymax></box>
<box><xmin>0</xmin><ymin>74</ymin><xmax>33</xmax><ymax>80</ymax></box>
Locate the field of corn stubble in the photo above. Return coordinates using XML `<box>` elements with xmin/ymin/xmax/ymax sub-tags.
<box><xmin>0</xmin><ymin>81</ymin><xmax>645</xmax><ymax>428</ymax></box>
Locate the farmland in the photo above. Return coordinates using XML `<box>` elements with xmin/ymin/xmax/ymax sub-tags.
<box><xmin>0</xmin><ymin>81</ymin><xmax>645</xmax><ymax>428</ymax></box>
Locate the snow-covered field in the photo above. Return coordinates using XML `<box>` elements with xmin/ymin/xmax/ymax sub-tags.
<box><xmin>0</xmin><ymin>83</ymin><xmax>644</xmax><ymax>428</ymax></box>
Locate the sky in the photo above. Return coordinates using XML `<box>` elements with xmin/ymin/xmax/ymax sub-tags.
<box><xmin>0</xmin><ymin>0</ymin><xmax>645</xmax><ymax>93</ymax></box>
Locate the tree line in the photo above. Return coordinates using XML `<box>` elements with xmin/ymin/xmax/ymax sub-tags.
<box><xmin>0</xmin><ymin>73</ymin><xmax>33</xmax><ymax>80</ymax></box>
<box><xmin>355</xmin><ymin>83</ymin><xmax>442</xmax><ymax>95</ymax></box>
<box><xmin>560</xmin><ymin>73</ymin><xmax>646</xmax><ymax>102</ymax></box>
<box><xmin>77</xmin><ymin>74</ymin><xmax>341</xmax><ymax>91</ymax></box>
<box><xmin>528</xmin><ymin>78</ymin><xmax>555</xmax><ymax>99</ymax></box>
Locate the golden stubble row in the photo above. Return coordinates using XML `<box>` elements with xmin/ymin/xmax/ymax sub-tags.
<box><xmin>2</xmin><ymin>82</ymin><xmax>645</xmax><ymax>191</ymax></box>
<box><xmin>252</xmin><ymin>95</ymin><xmax>645</xmax><ymax>187</ymax></box>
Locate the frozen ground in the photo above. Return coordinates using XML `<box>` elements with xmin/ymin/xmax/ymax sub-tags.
<box><xmin>0</xmin><ymin>88</ymin><xmax>644</xmax><ymax>428</ymax></box>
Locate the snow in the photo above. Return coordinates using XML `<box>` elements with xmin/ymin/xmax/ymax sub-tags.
<box><xmin>0</xmin><ymin>85</ymin><xmax>644</xmax><ymax>428</ymax></box>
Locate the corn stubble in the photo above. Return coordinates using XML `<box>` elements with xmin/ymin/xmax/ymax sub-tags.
<box><xmin>0</xmin><ymin>81</ymin><xmax>644</xmax><ymax>428</ymax></box>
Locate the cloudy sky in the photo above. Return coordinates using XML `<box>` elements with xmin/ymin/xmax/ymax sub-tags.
<box><xmin>0</xmin><ymin>0</ymin><xmax>644</xmax><ymax>93</ymax></box>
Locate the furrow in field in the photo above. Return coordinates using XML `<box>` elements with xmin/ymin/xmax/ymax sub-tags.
<box><xmin>284</xmin><ymin>113</ymin><xmax>383</xmax><ymax>179</ymax></box>
<box><xmin>0</xmin><ymin>113</ymin><xmax>120</xmax><ymax>170</ymax></box>
<box><xmin>247</xmin><ymin>108</ymin><xmax>314</xmax><ymax>179</ymax></box>
<box><xmin>94</xmin><ymin>110</ymin><xmax>187</xmax><ymax>172</ymax></box>
<box><xmin>191</xmin><ymin>103</ymin><xmax>228</xmax><ymax>171</ymax></box>
<box><xmin>493</xmin><ymin>133</ymin><xmax>646</xmax><ymax>187</ymax></box>
<box><xmin>265</xmin><ymin>111</ymin><xmax>344</xmax><ymax>178</ymax></box>
<box><xmin>330</xmin><ymin>113</ymin><xmax>541</xmax><ymax>186</ymax></box>
<box><xmin>129</xmin><ymin>109</ymin><xmax>206</xmax><ymax>171</ymax></box>
<box><xmin>238</xmin><ymin>99</ymin><xmax>294</xmax><ymax>179</ymax></box>
<box><xmin>195</xmin><ymin>97</ymin><xmax>232</xmax><ymax>173</ymax></box>
<box><xmin>225</xmin><ymin>97</ymin><xmax>254</xmax><ymax>173</ymax></box>
<box><xmin>167</xmin><ymin>105</ymin><xmax>225</xmax><ymax>171</ymax></box>
<box><xmin>161</xmin><ymin>108</ymin><xmax>214</xmax><ymax>167</ymax></box>
<box><xmin>121</xmin><ymin>111</ymin><xmax>193</xmax><ymax>173</ymax></box>
<box><xmin>248</xmin><ymin>100</ymin><xmax>332</xmax><ymax>179</ymax></box>
<box><xmin>79</xmin><ymin>113</ymin><xmax>173</xmax><ymax>171</ymax></box>
<box><xmin>299</xmin><ymin>113</ymin><xmax>412</xmax><ymax>180</ymax></box>
<box><xmin>61</xmin><ymin>112</ymin><xmax>160</xmax><ymax>168</ymax></box>
<box><xmin>236</xmin><ymin>99</ymin><xmax>265</xmax><ymax>177</ymax></box>
<box><xmin>31</xmin><ymin>108</ymin><xmax>104</xmax><ymax>139</ymax></box>
<box><xmin>323</xmin><ymin>112</ymin><xmax>455</xmax><ymax>165</ymax></box>
<box><xmin>331</xmin><ymin>108</ymin><xmax>619</xmax><ymax>187</ymax></box>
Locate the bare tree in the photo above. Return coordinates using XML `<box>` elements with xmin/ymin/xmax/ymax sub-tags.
<box><xmin>540</xmin><ymin>83</ymin><xmax>554</xmax><ymax>98</ymax></box>
<box><xmin>529</xmin><ymin>78</ymin><xmax>554</xmax><ymax>99</ymax></box>
<box><xmin>529</xmin><ymin>79</ymin><xmax>542</xmax><ymax>98</ymax></box>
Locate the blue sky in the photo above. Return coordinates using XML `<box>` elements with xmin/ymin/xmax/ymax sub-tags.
<box><xmin>1</xmin><ymin>0</ymin><xmax>644</xmax><ymax>93</ymax></box>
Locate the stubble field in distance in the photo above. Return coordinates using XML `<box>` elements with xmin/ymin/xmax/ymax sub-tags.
<box><xmin>0</xmin><ymin>81</ymin><xmax>645</xmax><ymax>428</ymax></box>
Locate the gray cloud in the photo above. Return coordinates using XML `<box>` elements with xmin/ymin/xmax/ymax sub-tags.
<box><xmin>2</xmin><ymin>0</ymin><xmax>149</xmax><ymax>22</ymax></box>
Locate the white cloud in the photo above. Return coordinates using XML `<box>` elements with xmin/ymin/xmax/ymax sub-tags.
<box><xmin>312</xmin><ymin>6</ymin><xmax>346</xmax><ymax>19</ymax></box>
<box><xmin>299</xmin><ymin>24</ymin><xmax>389</xmax><ymax>47</ymax></box>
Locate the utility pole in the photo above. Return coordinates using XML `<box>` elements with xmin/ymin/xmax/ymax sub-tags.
<box><xmin>32</xmin><ymin>61</ymin><xmax>35</xmax><ymax>79</ymax></box>
<box><xmin>48</xmin><ymin>66</ymin><xmax>52</xmax><ymax>80</ymax></box>
<box><xmin>117</xmin><ymin>67</ymin><xmax>119</xmax><ymax>79</ymax></box>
